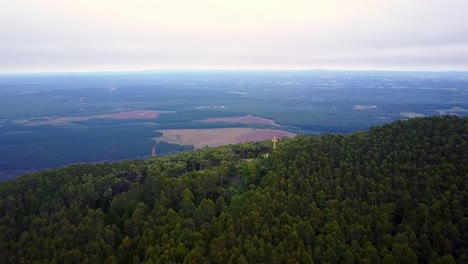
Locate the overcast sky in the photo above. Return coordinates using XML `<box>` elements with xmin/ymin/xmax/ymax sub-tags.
<box><xmin>1</xmin><ymin>0</ymin><xmax>468</xmax><ymax>73</ymax></box>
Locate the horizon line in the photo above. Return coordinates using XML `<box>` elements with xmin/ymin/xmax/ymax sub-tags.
<box><xmin>1</xmin><ymin>68</ymin><xmax>468</xmax><ymax>76</ymax></box>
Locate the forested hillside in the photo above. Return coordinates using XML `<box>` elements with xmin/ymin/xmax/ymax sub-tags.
<box><xmin>0</xmin><ymin>116</ymin><xmax>467</xmax><ymax>263</ymax></box>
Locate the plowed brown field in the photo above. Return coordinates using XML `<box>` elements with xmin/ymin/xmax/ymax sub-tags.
<box><xmin>155</xmin><ymin>128</ymin><xmax>295</xmax><ymax>148</ymax></box>
<box><xmin>27</xmin><ymin>110</ymin><xmax>174</xmax><ymax>126</ymax></box>
<box><xmin>195</xmin><ymin>115</ymin><xmax>277</xmax><ymax>125</ymax></box>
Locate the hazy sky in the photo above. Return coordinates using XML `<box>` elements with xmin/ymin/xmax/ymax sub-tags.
<box><xmin>1</xmin><ymin>0</ymin><xmax>468</xmax><ymax>73</ymax></box>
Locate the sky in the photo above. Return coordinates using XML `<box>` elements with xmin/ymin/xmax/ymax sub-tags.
<box><xmin>1</xmin><ymin>0</ymin><xmax>468</xmax><ymax>73</ymax></box>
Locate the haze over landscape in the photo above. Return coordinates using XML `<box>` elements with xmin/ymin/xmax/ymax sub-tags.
<box><xmin>2</xmin><ymin>0</ymin><xmax>468</xmax><ymax>72</ymax></box>
<box><xmin>1</xmin><ymin>1</ymin><xmax>467</xmax><ymax>263</ymax></box>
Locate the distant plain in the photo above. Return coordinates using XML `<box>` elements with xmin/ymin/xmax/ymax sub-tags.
<box><xmin>0</xmin><ymin>70</ymin><xmax>467</xmax><ymax>180</ymax></box>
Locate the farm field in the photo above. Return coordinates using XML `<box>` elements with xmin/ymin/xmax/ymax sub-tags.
<box><xmin>155</xmin><ymin>128</ymin><xmax>295</xmax><ymax>148</ymax></box>
<box><xmin>26</xmin><ymin>110</ymin><xmax>175</xmax><ymax>126</ymax></box>
<box><xmin>195</xmin><ymin>115</ymin><xmax>277</xmax><ymax>125</ymax></box>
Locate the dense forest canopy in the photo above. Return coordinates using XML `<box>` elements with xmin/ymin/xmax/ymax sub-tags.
<box><xmin>0</xmin><ymin>116</ymin><xmax>467</xmax><ymax>263</ymax></box>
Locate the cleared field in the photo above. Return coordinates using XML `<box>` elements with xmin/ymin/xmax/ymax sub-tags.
<box><xmin>105</xmin><ymin>110</ymin><xmax>168</xmax><ymax>119</ymax></box>
<box><xmin>195</xmin><ymin>115</ymin><xmax>277</xmax><ymax>125</ymax></box>
<box><xmin>400</xmin><ymin>112</ymin><xmax>426</xmax><ymax>118</ymax></box>
<box><xmin>155</xmin><ymin>128</ymin><xmax>295</xmax><ymax>148</ymax></box>
<box><xmin>236</xmin><ymin>130</ymin><xmax>295</xmax><ymax>143</ymax></box>
<box><xmin>353</xmin><ymin>105</ymin><xmax>377</xmax><ymax>110</ymax></box>
<box><xmin>27</xmin><ymin>110</ymin><xmax>174</xmax><ymax>126</ymax></box>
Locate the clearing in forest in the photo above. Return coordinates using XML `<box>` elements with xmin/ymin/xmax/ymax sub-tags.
<box><xmin>195</xmin><ymin>115</ymin><xmax>278</xmax><ymax>125</ymax></box>
<box><xmin>26</xmin><ymin>110</ymin><xmax>175</xmax><ymax>126</ymax></box>
<box><xmin>155</xmin><ymin>128</ymin><xmax>295</xmax><ymax>149</ymax></box>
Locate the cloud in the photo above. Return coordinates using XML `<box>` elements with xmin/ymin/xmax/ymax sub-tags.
<box><xmin>1</xmin><ymin>0</ymin><xmax>468</xmax><ymax>72</ymax></box>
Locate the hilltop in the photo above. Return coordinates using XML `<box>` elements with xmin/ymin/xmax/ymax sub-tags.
<box><xmin>0</xmin><ymin>116</ymin><xmax>467</xmax><ymax>263</ymax></box>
